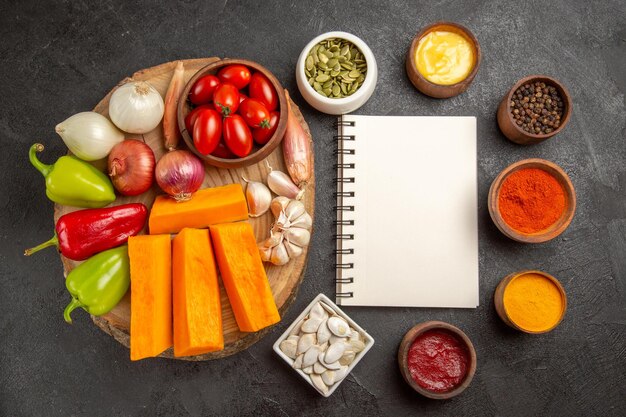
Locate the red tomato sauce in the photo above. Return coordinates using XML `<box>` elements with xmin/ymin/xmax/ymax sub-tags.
<box><xmin>407</xmin><ymin>329</ymin><xmax>469</xmax><ymax>393</ymax></box>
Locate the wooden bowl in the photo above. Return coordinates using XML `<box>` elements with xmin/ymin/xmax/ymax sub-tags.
<box><xmin>497</xmin><ymin>75</ymin><xmax>572</xmax><ymax>145</ymax></box>
<box><xmin>405</xmin><ymin>21</ymin><xmax>481</xmax><ymax>98</ymax></box>
<box><xmin>488</xmin><ymin>158</ymin><xmax>576</xmax><ymax>243</ymax></box>
<box><xmin>177</xmin><ymin>58</ymin><xmax>287</xmax><ymax>169</ymax></box>
<box><xmin>494</xmin><ymin>270</ymin><xmax>567</xmax><ymax>334</ymax></box>
<box><xmin>398</xmin><ymin>321</ymin><xmax>477</xmax><ymax>400</ymax></box>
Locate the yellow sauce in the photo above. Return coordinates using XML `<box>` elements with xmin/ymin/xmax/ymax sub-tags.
<box><xmin>415</xmin><ymin>31</ymin><xmax>474</xmax><ymax>85</ymax></box>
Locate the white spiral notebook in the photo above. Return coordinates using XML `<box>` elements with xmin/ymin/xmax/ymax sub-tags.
<box><xmin>335</xmin><ymin>115</ymin><xmax>479</xmax><ymax>308</ymax></box>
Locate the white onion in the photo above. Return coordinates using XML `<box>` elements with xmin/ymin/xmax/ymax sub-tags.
<box><xmin>109</xmin><ymin>81</ymin><xmax>164</xmax><ymax>134</ymax></box>
<box><xmin>55</xmin><ymin>112</ymin><xmax>124</xmax><ymax>161</ymax></box>
<box><xmin>155</xmin><ymin>150</ymin><xmax>205</xmax><ymax>201</ymax></box>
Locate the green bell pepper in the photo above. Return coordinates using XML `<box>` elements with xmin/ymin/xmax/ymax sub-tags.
<box><xmin>29</xmin><ymin>143</ymin><xmax>115</xmax><ymax>208</ymax></box>
<box><xmin>63</xmin><ymin>246</ymin><xmax>130</xmax><ymax>324</ymax></box>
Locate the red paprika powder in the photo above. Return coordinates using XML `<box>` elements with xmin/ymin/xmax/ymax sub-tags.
<box><xmin>407</xmin><ymin>329</ymin><xmax>470</xmax><ymax>393</ymax></box>
<box><xmin>498</xmin><ymin>168</ymin><xmax>566</xmax><ymax>234</ymax></box>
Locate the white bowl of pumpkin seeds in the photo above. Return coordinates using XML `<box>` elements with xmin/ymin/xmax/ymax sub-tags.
<box><xmin>296</xmin><ymin>31</ymin><xmax>378</xmax><ymax>115</ymax></box>
<box><xmin>273</xmin><ymin>293</ymin><xmax>375</xmax><ymax>397</ymax></box>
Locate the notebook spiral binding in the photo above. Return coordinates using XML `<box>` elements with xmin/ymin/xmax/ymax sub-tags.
<box><xmin>335</xmin><ymin>116</ymin><xmax>356</xmax><ymax>301</ymax></box>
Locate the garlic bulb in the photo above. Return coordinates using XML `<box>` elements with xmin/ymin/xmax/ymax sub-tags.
<box><xmin>259</xmin><ymin>197</ymin><xmax>313</xmax><ymax>265</ymax></box>
<box><xmin>55</xmin><ymin>112</ymin><xmax>125</xmax><ymax>161</ymax></box>
<box><xmin>266</xmin><ymin>162</ymin><xmax>304</xmax><ymax>200</ymax></box>
<box><xmin>243</xmin><ymin>176</ymin><xmax>271</xmax><ymax>217</ymax></box>
<box><xmin>109</xmin><ymin>81</ymin><xmax>164</xmax><ymax>134</ymax></box>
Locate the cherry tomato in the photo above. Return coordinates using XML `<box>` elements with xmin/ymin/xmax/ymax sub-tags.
<box><xmin>249</xmin><ymin>72</ymin><xmax>278</xmax><ymax>111</ymax></box>
<box><xmin>223</xmin><ymin>115</ymin><xmax>253</xmax><ymax>157</ymax></box>
<box><xmin>211</xmin><ymin>140</ymin><xmax>236</xmax><ymax>159</ymax></box>
<box><xmin>252</xmin><ymin>111</ymin><xmax>280</xmax><ymax>145</ymax></box>
<box><xmin>238</xmin><ymin>92</ymin><xmax>249</xmax><ymax>104</ymax></box>
<box><xmin>184</xmin><ymin>104</ymin><xmax>213</xmax><ymax>134</ymax></box>
<box><xmin>193</xmin><ymin>109</ymin><xmax>222</xmax><ymax>155</ymax></box>
<box><xmin>213</xmin><ymin>83</ymin><xmax>240</xmax><ymax>116</ymax></box>
<box><xmin>188</xmin><ymin>75</ymin><xmax>220</xmax><ymax>105</ymax></box>
<box><xmin>238</xmin><ymin>98</ymin><xmax>271</xmax><ymax>128</ymax></box>
<box><xmin>217</xmin><ymin>65</ymin><xmax>251</xmax><ymax>90</ymax></box>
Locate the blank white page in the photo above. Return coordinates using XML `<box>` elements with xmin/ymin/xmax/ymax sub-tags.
<box><xmin>336</xmin><ymin>115</ymin><xmax>478</xmax><ymax>308</ymax></box>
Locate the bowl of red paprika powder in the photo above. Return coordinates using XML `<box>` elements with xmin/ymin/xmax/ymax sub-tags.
<box><xmin>488</xmin><ymin>158</ymin><xmax>576</xmax><ymax>243</ymax></box>
<box><xmin>398</xmin><ymin>321</ymin><xmax>477</xmax><ymax>399</ymax></box>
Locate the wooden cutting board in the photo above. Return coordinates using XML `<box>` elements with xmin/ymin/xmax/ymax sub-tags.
<box><xmin>54</xmin><ymin>58</ymin><xmax>315</xmax><ymax>361</ymax></box>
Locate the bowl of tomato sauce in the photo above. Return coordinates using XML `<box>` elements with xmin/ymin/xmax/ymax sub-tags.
<box><xmin>177</xmin><ymin>58</ymin><xmax>288</xmax><ymax>169</ymax></box>
<box><xmin>398</xmin><ymin>321</ymin><xmax>476</xmax><ymax>399</ymax></box>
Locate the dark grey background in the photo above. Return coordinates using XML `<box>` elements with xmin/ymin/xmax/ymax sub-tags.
<box><xmin>1</xmin><ymin>0</ymin><xmax>625</xmax><ymax>416</ymax></box>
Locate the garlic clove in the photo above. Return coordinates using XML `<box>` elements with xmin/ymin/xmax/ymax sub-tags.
<box><xmin>267</xmin><ymin>164</ymin><xmax>304</xmax><ymax>200</ymax></box>
<box><xmin>243</xmin><ymin>177</ymin><xmax>272</xmax><ymax>217</ymax></box>
<box><xmin>270</xmin><ymin>196</ymin><xmax>291</xmax><ymax>218</ymax></box>
<box><xmin>290</xmin><ymin>212</ymin><xmax>313</xmax><ymax>231</ymax></box>
<box><xmin>284</xmin><ymin>240</ymin><xmax>304</xmax><ymax>258</ymax></box>
<box><xmin>270</xmin><ymin>243</ymin><xmax>290</xmax><ymax>265</ymax></box>
<box><xmin>284</xmin><ymin>227</ymin><xmax>311</xmax><ymax>247</ymax></box>
<box><xmin>259</xmin><ymin>246</ymin><xmax>272</xmax><ymax>262</ymax></box>
<box><xmin>285</xmin><ymin>200</ymin><xmax>306</xmax><ymax>221</ymax></box>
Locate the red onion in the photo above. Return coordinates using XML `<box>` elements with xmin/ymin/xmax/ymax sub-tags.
<box><xmin>108</xmin><ymin>139</ymin><xmax>155</xmax><ymax>196</ymax></box>
<box><xmin>155</xmin><ymin>150</ymin><xmax>204</xmax><ymax>201</ymax></box>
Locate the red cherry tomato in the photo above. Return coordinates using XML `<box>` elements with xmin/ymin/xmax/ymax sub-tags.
<box><xmin>188</xmin><ymin>75</ymin><xmax>220</xmax><ymax>105</ymax></box>
<box><xmin>249</xmin><ymin>72</ymin><xmax>278</xmax><ymax>111</ymax></box>
<box><xmin>213</xmin><ymin>83</ymin><xmax>240</xmax><ymax>116</ymax></box>
<box><xmin>211</xmin><ymin>140</ymin><xmax>236</xmax><ymax>159</ymax></box>
<box><xmin>252</xmin><ymin>111</ymin><xmax>280</xmax><ymax>145</ymax></box>
<box><xmin>238</xmin><ymin>93</ymin><xmax>249</xmax><ymax>104</ymax></box>
<box><xmin>184</xmin><ymin>104</ymin><xmax>213</xmax><ymax>134</ymax></box>
<box><xmin>238</xmin><ymin>98</ymin><xmax>271</xmax><ymax>128</ymax></box>
<box><xmin>193</xmin><ymin>109</ymin><xmax>222</xmax><ymax>155</ymax></box>
<box><xmin>223</xmin><ymin>115</ymin><xmax>253</xmax><ymax>157</ymax></box>
<box><xmin>217</xmin><ymin>65</ymin><xmax>251</xmax><ymax>90</ymax></box>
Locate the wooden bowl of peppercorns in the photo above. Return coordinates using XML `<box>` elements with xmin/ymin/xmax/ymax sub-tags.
<box><xmin>497</xmin><ymin>75</ymin><xmax>572</xmax><ymax>145</ymax></box>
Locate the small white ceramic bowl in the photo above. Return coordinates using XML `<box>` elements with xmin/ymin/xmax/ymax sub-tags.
<box><xmin>296</xmin><ymin>31</ymin><xmax>378</xmax><ymax>115</ymax></box>
<box><xmin>273</xmin><ymin>293</ymin><xmax>375</xmax><ymax>397</ymax></box>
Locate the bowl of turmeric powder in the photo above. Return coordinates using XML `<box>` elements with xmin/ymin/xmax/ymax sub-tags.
<box><xmin>488</xmin><ymin>158</ymin><xmax>576</xmax><ymax>243</ymax></box>
<box><xmin>494</xmin><ymin>270</ymin><xmax>567</xmax><ymax>334</ymax></box>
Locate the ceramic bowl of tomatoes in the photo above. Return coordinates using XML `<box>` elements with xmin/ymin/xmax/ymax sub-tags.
<box><xmin>177</xmin><ymin>58</ymin><xmax>287</xmax><ymax>169</ymax></box>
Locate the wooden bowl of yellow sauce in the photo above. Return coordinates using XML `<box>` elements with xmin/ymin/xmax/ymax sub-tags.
<box><xmin>406</xmin><ymin>21</ymin><xmax>481</xmax><ymax>98</ymax></box>
<box><xmin>494</xmin><ymin>270</ymin><xmax>567</xmax><ymax>334</ymax></box>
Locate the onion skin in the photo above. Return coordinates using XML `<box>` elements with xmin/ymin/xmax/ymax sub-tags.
<box><xmin>282</xmin><ymin>90</ymin><xmax>313</xmax><ymax>187</ymax></box>
<box><xmin>108</xmin><ymin>140</ymin><xmax>155</xmax><ymax>196</ymax></box>
<box><xmin>163</xmin><ymin>61</ymin><xmax>185</xmax><ymax>151</ymax></box>
<box><xmin>155</xmin><ymin>150</ymin><xmax>204</xmax><ymax>202</ymax></box>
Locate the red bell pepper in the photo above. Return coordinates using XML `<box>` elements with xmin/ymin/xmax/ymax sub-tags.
<box><xmin>25</xmin><ymin>203</ymin><xmax>148</xmax><ymax>261</ymax></box>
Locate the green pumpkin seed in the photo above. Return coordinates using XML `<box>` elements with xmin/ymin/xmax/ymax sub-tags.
<box><xmin>322</xmin><ymin>80</ymin><xmax>333</xmax><ymax>89</ymax></box>
<box><xmin>308</xmin><ymin>77</ymin><xmax>315</xmax><ymax>86</ymax></box>
<box><xmin>316</xmin><ymin>73</ymin><xmax>330</xmax><ymax>82</ymax></box>
<box><xmin>349</xmin><ymin>69</ymin><xmax>361</xmax><ymax>78</ymax></box>
<box><xmin>313</xmin><ymin>81</ymin><xmax>322</xmax><ymax>90</ymax></box>
<box><xmin>327</xmin><ymin>58</ymin><xmax>338</xmax><ymax>68</ymax></box>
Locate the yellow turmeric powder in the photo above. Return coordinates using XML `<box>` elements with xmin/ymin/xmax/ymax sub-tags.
<box><xmin>503</xmin><ymin>273</ymin><xmax>564</xmax><ymax>332</ymax></box>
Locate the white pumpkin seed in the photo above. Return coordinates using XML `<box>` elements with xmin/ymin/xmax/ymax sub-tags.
<box><xmin>290</xmin><ymin>318</ymin><xmax>305</xmax><ymax>336</ymax></box>
<box><xmin>339</xmin><ymin>350</ymin><xmax>355</xmax><ymax>366</ymax></box>
<box><xmin>317</xmin><ymin>318</ymin><xmax>331</xmax><ymax>344</ymax></box>
<box><xmin>324</xmin><ymin>342</ymin><xmax>346</xmax><ymax>364</ymax></box>
<box><xmin>309</xmin><ymin>302</ymin><xmax>325</xmax><ymax>320</ymax></box>
<box><xmin>349</xmin><ymin>329</ymin><xmax>361</xmax><ymax>342</ymax></box>
<box><xmin>347</xmin><ymin>339</ymin><xmax>365</xmax><ymax>353</ymax></box>
<box><xmin>293</xmin><ymin>354</ymin><xmax>303</xmax><ymax>369</ymax></box>
<box><xmin>313</xmin><ymin>362</ymin><xmax>326</xmax><ymax>374</ymax></box>
<box><xmin>301</xmin><ymin>316</ymin><xmax>323</xmax><ymax>333</ymax></box>
<box><xmin>321</xmin><ymin>370</ymin><xmax>335</xmax><ymax>386</ymax></box>
<box><xmin>329</xmin><ymin>334</ymin><xmax>347</xmax><ymax>345</ymax></box>
<box><xmin>302</xmin><ymin>366</ymin><xmax>314</xmax><ymax>374</ymax></box>
<box><xmin>288</xmin><ymin>335</ymin><xmax>300</xmax><ymax>342</ymax></box>
<box><xmin>310</xmin><ymin>374</ymin><xmax>328</xmax><ymax>394</ymax></box>
<box><xmin>324</xmin><ymin>360</ymin><xmax>341</xmax><ymax>370</ymax></box>
<box><xmin>327</xmin><ymin>316</ymin><xmax>350</xmax><ymax>337</ymax></box>
<box><xmin>297</xmin><ymin>333</ymin><xmax>316</xmax><ymax>355</ymax></box>
<box><xmin>334</xmin><ymin>365</ymin><xmax>349</xmax><ymax>382</ymax></box>
<box><xmin>303</xmin><ymin>345</ymin><xmax>321</xmax><ymax>367</ymax></box>
<box><xmin>279</xmin><ymin>340</ymin><xmax>297</xmax><ymax>359</ymax></box>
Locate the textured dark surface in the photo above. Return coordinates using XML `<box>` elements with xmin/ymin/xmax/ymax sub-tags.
<box><xmin>1</xmin><ymin>1</ymin><xmax>625</xmax><ymax>416</ymax></box>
